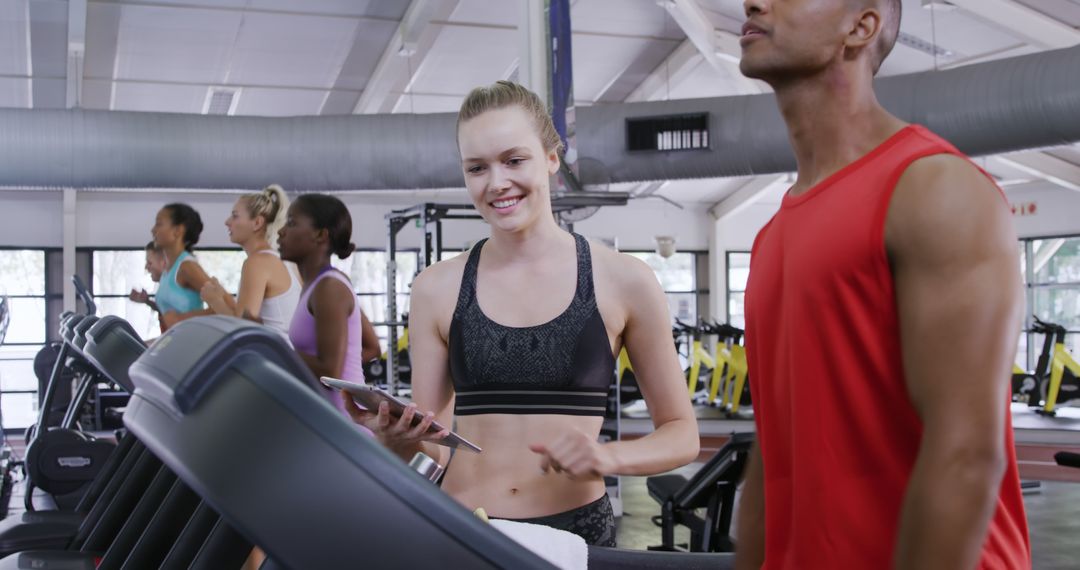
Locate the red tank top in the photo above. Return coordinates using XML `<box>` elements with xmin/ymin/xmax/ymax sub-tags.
<box><xmin>745</xmin><ymin>125</ymin><xmax>1030</xmax><ymax>569</ymax></box>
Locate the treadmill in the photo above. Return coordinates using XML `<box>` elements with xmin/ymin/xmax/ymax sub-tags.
<box><xmin>124</xmin><ymin>316</ymin><xmax>733</xmax><ymax>569</ymax></box>
<box><xmin>0</xmin><ymin>316</ymin><xmax>148</xmax><ymax>557</ymax></box>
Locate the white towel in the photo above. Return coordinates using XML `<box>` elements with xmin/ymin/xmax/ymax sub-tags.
<box><xmin>489</xmin><ymin>519</ymin><xmax>588</xmax><ymax>570</ymax></box>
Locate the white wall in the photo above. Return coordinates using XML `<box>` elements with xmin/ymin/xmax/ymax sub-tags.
<box><xmin>1005</xmin><ymin>183</ymin><xmax>1080</xmax><ymax>239</ymax></box>
<box><xmin>76</xmin><ymin>191</ymin><xmax>241</xmax><ymax>248</ymax></box>
<box><xmin>574</xmin><ymin>200</ymin><xmax>711</xmax><ymax>251</ymax></box>
<box><xmin>1</xmin><ymin>188</ymin><xmax>713</xmax><ymax>252</ymax></box>
<box><xmin>0</xmin><ymin>190</ymin><xmax>63</xmax><ymax>247</ymax></box>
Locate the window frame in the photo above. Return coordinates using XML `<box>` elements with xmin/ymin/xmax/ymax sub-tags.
<box><xmin>0</xmin><ymin>247</ymin><xmax>56</xmax><ymax>431</ymax></box>
<box><xmin>725</xmin><ymin>250</ymin><xmax>751</xmax><ymax>329</ymax></box>
<box><xmin>622</xmin><ymin>249</ymin><xmax>708</xmax><ymax>325</ymax></box>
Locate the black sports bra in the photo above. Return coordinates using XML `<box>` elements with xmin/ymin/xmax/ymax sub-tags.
<box><xmin>447</xmin><ymin>233</ymin><xmax>616</xmax><ymax>416</ymax></box>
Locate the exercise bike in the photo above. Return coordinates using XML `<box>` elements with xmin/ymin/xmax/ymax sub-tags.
<box><xmin>1028</xmin><ymin>316</ymin><xmax>1080</xmax><ymax>416</ymax></box>
<box><xmin>676</xmin><ymin>320</ymin><xmax>715</xmax><ymax>398</ymax></box>
<box><xmin>702</xmin><ymin>322</ymin><xmax>751</xmax><ymax>417</ymax></box>
<box><xmin>1012</xmin><ymin>319</ymin><xmax>1058</xmax><ymax>405</ymax></box>
<box><xmin>364</xmin><ymin>315</ymin><xmax>411</xmax><ymax>389</ymax></box>
<box><xmin>22</xmin><ymin>277</ymin><xmax>118</xmax><ymax>511</ymax></box>
<box><xmin>620</xmin><ymin>322</ymin><xmax>710</xmax><ymax>415</ymax></box>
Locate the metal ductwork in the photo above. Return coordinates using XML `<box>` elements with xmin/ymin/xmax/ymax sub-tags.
<box><xmin>578</xmin><ymin>43</ymin><xmax>1080</xmax><ymax>183</ymax></box>
<box><xmin>0</xmin><ymin>44</ymin><xmax>1078</xmax><ymax>190</ymax></box>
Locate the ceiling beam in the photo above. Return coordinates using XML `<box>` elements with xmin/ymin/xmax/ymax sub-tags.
<box><xmin>27</xmin><ymin>0</ymin><xmax>67</xmax><ymax>109</ymax></box>
<box><xmin>947</xmin><ymin>0</ymin><xmax>1080</xmax><ymax>49</ymax></box>
<box><xmin>992</xmin><ymin>152</ymin><xmax>1080</xmax><ymax>193</ymax></box>
<box><xmin>623</xmin><ymin>39</ymin><xmax>702</xmax><ymax>102</ymax></box>
<box><xmin>350</xmin><ymin>0</ymin><xmax>459</xmax><ymax>115</ymax></box>
<box><xmin>87</xmin><ymin>0</ymin><xmax>400</xmax><ymax>24</ymax></box>
<box><xmin>20</xmin><ymin>0</ymin><xmax>32</xmax><ymax>108</ymax></box>
<box><xmin>709</xmin><ymin>175</ymin><xmax>788</xmax><ymax>220</ymax></box>
<box><xmin>658</xmin><ymin>0</ymin><xmax>763</xmax><ymax>95</ymax></box>
<box><xmin>67</xmin><ymin>0</ymin><xmax>87</xmax><ymax>108</ymax></box>
<box><xmin>78</xmin><ymin>0</ymin><xmax>122</xmax><ymax>110</ymax></box>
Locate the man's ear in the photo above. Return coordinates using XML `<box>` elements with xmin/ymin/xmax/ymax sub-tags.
<box><xmin>845</xmin><ymin>7</ymin><xmax>882</xmax><ymax>52</ymax></box>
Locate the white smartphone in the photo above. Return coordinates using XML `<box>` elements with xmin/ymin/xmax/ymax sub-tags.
<box><xmin>321</xmin><ymin>377</ymin><xmax>482</xmax><ymax>453</ymax></box>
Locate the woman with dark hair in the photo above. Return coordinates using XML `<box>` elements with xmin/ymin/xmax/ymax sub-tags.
<box><xmin>278</xmin><ymin>193</ymin><xmax>366</xmax><ymax>416</ymax></box>
<box><xmin>128</xmin><ymin>240</ymin><xmax>166</xmax><ymax>313</ymax></box>
<box><xmin>152</xmin><ymin>203</ymin><xmax>212</xmax><ymax>331</ymax></box>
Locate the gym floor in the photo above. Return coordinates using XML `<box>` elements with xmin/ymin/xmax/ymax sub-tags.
<box><xmin>614</xmin><ymin>467</ymin><xmax>1080</xmax><ymax>569</ymax></box>
<box><xmin>6</xmin><ymin>431</ymin><xmax>1077</xmax><ymax>566</ymax></box>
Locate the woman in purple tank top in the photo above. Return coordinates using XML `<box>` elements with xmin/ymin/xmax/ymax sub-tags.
<box><xmin>277</xmin><ymin>194</ymin><xmax>365</xmax><ymax>417</ymax></box>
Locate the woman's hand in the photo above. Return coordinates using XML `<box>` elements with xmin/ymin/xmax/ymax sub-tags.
<box><xmin>529</xmin><ymin>428</ymin><xmax>619</xmax><ymax>480</ymax></box>
<box><xmin>342</xmin><ymin>392</ymin><xmax>449</xmax><ymax>455</ymax></box>
<box><xmin>129</xmin><ymin>288</ymin><xmax>150</xmax><ymax>305</ymax></box>
<box><xmin>200</xmin><ymin>278</ymin><xmax>226</xmax><ymax>304</ymax></box>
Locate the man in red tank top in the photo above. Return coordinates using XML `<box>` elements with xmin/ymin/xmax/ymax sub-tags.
<box><xmin>734</xmin><ymin>1</ymin><xmax>1031</xmax><ymax>569</ymax></box>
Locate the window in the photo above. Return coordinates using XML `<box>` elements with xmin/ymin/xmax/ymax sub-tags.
<box><xmin>726</xmin><ymin>252</ymin><xmax>750</xmax><ymax>329</ymax></box>
<box><xmin>0</xmin><ymin>249</ymin><xmax>48</xmax><ymax>429</ymax></box>
<box><xmin>1023</xmin><ymin>236</ymin><xmax>1080</xmax><ymax>369</ymax></box>
<box><xmin>91</xmin><ymin>248</ymin><xmax>246</xmax><ymax>340</ymax></box>
<box><xmin>626</xmin><ymin>252</ymin><xmax>702</xmax><ymax>325</ymax></box>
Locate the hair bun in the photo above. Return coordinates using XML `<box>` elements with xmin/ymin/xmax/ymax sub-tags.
<box><xmin>265</xmin><ymin>184</ymin><xmax>283</xmax><ymax>203</ymax></box>
<box><xmin>336</xmin><ymin>241</ymin><xmax>357</xmax><ymax>259</ymax></box>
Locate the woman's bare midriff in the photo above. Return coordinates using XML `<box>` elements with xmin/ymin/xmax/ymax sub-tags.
<box><xmin>440</xmin><ymin>413</ymin><xmax>607</xmax><ymax>519</ymax></box>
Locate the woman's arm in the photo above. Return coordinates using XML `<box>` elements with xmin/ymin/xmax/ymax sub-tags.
<box><xmin>177</xmin><ymin>258</ymin><xmax>213</xmax><ymax>292</ymax></box>
<box><xmin>606</xmin><ymin>257</ymin><xmax>700</xmax><ymax>474</ymax></box>
<box><xmin>531</xmin><ymin>255</ymin><xmax>699</xmax><ymax>478</ymax></box>
<box><xmin>360</xmin><ymin>310</ymin><xmax>382</xmax><ymax>362</ymax></box>
<box><xmin>231</xmin><ymin>257</ymin><xmax>272</xmax><ymax>320</ymax></box>
<box><xmin>344</xmin><ymin>266</ymin><xmax>455</xmax><ymax>465</ymax></box>
<box><xmin>297</xmin><ymin>276</ymin><xmax>354</xmax><ymax>379</ymax></box>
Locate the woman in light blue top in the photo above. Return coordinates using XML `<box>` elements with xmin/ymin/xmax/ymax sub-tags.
<box><xmin>153</xmin><ymin>203</ymin><xmax>212</xmax><ymax>331</ymax></box>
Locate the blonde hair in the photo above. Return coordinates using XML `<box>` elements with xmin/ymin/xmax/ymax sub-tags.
<box><xmin>241</xmin><ymin>184</ymin><xmax>289</xmax><ymax>247</ymax></box>
<box><xmin>456</xmin><ymin>81</ymin><xmax>565</xmax><ymax>155</ymax></box>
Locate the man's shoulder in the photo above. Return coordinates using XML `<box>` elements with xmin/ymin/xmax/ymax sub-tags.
<box><xmin>893</xmin><ymin>153</ymin><xmax>1001</xmax><ymax>216</ymax></box>
<box><xmin>887</xmin><ymin>153</ymin><xmax>1011</xmax><ymax>261</ymax></box>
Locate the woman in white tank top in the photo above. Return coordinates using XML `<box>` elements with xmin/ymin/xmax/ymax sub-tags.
<box><xmin>202</xmin><ymin>185</ymin><xmax>301</xmax><ymax>335</ymax></box>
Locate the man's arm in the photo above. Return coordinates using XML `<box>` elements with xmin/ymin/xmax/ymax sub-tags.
<box><xmin>887</xmin><ymin>155</ymin><xmax>1022</xmax><ymax>570</ymax></box>
<box><xmin>734</xmin><ymin>442</ymin><xmax>765</xmax><ymax>570</ymax></box>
